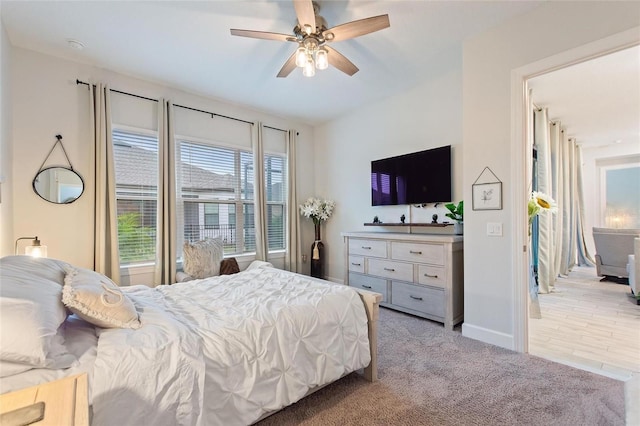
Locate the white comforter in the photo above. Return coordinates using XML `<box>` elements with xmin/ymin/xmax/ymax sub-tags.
<box><xmin>90</xmin><ymin>264</ymin><xmax>371</xmax><ymax>426</ymax></box>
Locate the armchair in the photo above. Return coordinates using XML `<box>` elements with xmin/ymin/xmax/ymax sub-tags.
<box><xmin>628</xmin><ymin>237</ymin><xmax>639</xmax><ymax>304</ymax></box>
<box><xmin>592</xmin><ymin>227</ymin><xmax>640</xmax><ymax>282</ymax></box>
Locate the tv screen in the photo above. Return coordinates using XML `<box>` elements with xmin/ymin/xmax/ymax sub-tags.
<box><xmin>371</xmin><ymin>145</ymin><xmax>451</xmax><ymax>206</ymax></box>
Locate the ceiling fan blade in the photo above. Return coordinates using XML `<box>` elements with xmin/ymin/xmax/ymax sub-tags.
<box><xmin>277</xmin><ymin>52</ymin><xmax>297</xmax><ymax>78</ymax></box>
<box><xmin>230</xmin><ymin>29</ymin><xmax>294</xmax><ymax>42</ymax></box>
<box><xmin>323</xmin><ymin>15</ymin><xmax>390</xmax><ymax>42</ymax></box>
<box><xmin>293</xmin><ymin>0</ymin><xmax>316</xmax><ymax>34</ymax></box>
<box><xmin>325</xmin><ymin>46</ymin><xmax>358</xmax><ymax>76</ymax></box>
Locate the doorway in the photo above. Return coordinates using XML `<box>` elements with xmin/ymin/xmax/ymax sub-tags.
<box><xmin>511</xmin><ymin>28</ymin><xmax>640</xmax><ymax>373</ymax></box>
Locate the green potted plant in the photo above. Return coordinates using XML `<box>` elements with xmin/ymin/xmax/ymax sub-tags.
<box><xmin>444</xmin><ymin>201</ymin><xmax>463</xmax><ymax>234</ymax></box>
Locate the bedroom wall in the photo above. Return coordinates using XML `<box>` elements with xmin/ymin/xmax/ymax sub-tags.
<box><xmin>10</xmin><ymin>47</ymin><xmax>316</xmax><ymax>282</ymax></box>
<box><xmin>314</xmin><ymin>47</ymin><xmax>463</xmax><ymax>283</ymax></box>
<box><xmin>462</xmin><ymin>1</ymin><xmax>640</xmax><ymax>348</ymax></box>
<box><xmin>314</xmin><ymin>1</ymin><xmax>639</xmax><ymax>351</ymax></box>
<box><xmin>0</xmin><ymin>18</ymin><xmax>13</xmax><ymax>257</ymax></box>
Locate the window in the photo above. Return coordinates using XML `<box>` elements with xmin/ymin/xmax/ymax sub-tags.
<box><xmin>112</xmin><ymin>128</ymin><xmax>288</xmax><ymax>266</ymax></box>
<box><xmin>601</xmin><ymin>163</ymin><xmax>640</xmax><ymax>228</ymax></box>
<box><xmin>265</xmin><ymin>154</ymin><xmax>286</xmax><ymax>251</ymax></box>
<box><xmin>112</xmin><ymin>129</ymin><xmax>159</xmax><ymax>265</ymax></box>
<box><xmin>177</xmin><ymin>140</ymin><xmax>259</xmax><ymax>256</ymax></box>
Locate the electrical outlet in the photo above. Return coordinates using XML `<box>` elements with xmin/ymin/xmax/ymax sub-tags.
<box><xmin>487</xmin><ymin>222</ymin><xmax>503</xmax><ymax>237</ymax></box>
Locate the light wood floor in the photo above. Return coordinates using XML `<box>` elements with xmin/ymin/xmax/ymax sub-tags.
<box><xmin>528</xmin><ymin>265</ymin><xmax>640</xmax><ymax>380</ymax></box>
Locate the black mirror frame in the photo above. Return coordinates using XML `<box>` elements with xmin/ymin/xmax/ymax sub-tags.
<box><xmin>32</xmin><ymin>166</ymin><xmax>85</xmax><ymax>205</ymax></box>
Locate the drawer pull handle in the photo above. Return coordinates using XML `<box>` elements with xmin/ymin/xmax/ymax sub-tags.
<box><xmin>351</xmin><ymin>262</ymin><xmax>362</xmax><ymax>266</ymax></box>
<box><xmin>383</xmin><ymin>267</ymin><xmax>395</xmax><ymax>272</ymax></box>
<box><xmin>424</xmin><ymin>273</ymin><xmax>438</xmax><ymax>278</ymax></box>
<box><xmin>410</xmin><ymin>250</ymin><xmax>423</xmax><ymax>255</ymax></box>
<box><xmin>409</xmin><ymin>295</ymin><xmax>423</xmax><ymax>301</ymax></box>
<box><xmin>362</xmin><ymin>246</ymin><xmax>372</xmax><ymax>250</ymax></box>
<box><xmin>362</xmin><ymin>285</ymin><xmax>372</xmax><ymax>289</ymax></box>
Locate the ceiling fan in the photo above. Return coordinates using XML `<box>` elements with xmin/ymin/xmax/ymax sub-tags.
<box><xmin>230</xmin><ymin>0</ymin><xmax>390</xmax><ymax>78</ymax></box>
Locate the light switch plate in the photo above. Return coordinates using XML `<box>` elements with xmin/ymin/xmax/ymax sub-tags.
<box><xmin>487</xmin><ymin>222</ymin><xmax>503</xmax><ymax>236</ymax></box>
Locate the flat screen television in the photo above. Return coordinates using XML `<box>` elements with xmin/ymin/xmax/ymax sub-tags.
<box><xmin>371</xmin><ymin>145</ymin><xmax>451</xmax><ymax>206</ymax></box>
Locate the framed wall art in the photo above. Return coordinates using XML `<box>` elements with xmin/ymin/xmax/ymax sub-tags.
<box><xmin>472</xmin><ymin>167</ymin><xmax>503</xmax><ymax>210</ymax></box>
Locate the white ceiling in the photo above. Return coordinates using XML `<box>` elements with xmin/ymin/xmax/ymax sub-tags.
<box><xmin>1</xmin><ymin>0</ymin><xmax>638</xmax><ymax>148</ymax></box>
<box><xmin>529</xmin><ymin>44</ymin><xmax>640</xmax><ymax>148</ymax></box>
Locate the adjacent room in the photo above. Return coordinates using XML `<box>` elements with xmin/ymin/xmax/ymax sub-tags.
<box><xmin>1</xmin><ymin>1</ymin><xmax>638</xmax><ymax>425</ymax></box>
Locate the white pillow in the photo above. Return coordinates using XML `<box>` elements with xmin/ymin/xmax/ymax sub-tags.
<box><xmin>0</xmin><ymin>298</ymin><xmax>55</xmax><ymax>366</ymax></box>
<box><xmin>0</xmin><ymin>307</ymin><xmax>77</xmax><ymax>378</ymax></box>
<box><xmin>183</xmin><ymin>237</ymin><xmax>224</xmax><ymax>279</ymax></box>
<box><xmin>0</xmin><ymin>256</ymin><xmax>71</xmax><ymax>373</ymax></box>
<box><xmin>62</xmin><ymin>267</ymin><xmax>141</xmax><ymax>329</ymax></box>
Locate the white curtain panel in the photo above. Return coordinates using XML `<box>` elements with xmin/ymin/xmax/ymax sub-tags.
<box><xmin>534</xmin><ymin>108</ymin><xmax>554</xmax><ymax>293</ymax></box>
<box><xmin>285</xmin><ymin>130</ymin><xmax>300</xmax><ymax>273</ymax></box>
<box><xmin>575</xmin><ymin>145</ymin><xmax>595</xmax><ymax>265</ymax></box>
<box><xmin>252</xmin><ymin>122</ymin><xmax>268</xmax><ymax>261</ymax></box>
<box><xmin>154</xmin><ymin>100</ymin><xmax>178</xmax><ymax>285</ymax></box>
<box><xmin>534</xmin><ymin>109</ymin><xmax>592</xmax><ymax>293</ymax></box>
<box><xmin>91</xmin><ymin>84</ymin><xmax>121</xmax><ymax>283</ymax></box>
<box><xmin>550</xmin><ymin>122</ymin><xmax>564</xmax><ymax>281</ymax></box>
<box><xmin>559</xmin><ymin>129</ymin><xmax>573</xmax><ymax>276</ymax></box>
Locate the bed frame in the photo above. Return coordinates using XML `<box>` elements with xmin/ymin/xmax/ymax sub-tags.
<box><xmin>353</xmin><ymin>287</ymin><xmax>382</xmax><ymax>382</ymax></box>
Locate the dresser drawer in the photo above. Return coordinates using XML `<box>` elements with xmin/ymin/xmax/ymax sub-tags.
<box><xmin>417</xmin><ymin>265</ymin><xmax>446</xmax><ymax>288</ymax></box>
<box><xmin>349</xmin><ymin>272</ymin><xmax>388</xmax><ymax>303</ymax></box>
<box><xmin>368</xmin><ymin>259</ymin><xmax>413</xmax><ymax>282</ymax></box>
<box><xmin>348</xmin><ymin>256</ymin><xmax>365</xmax><ymax>273</ymax></box>
<box><xmin>391</xmin><ymin>242</ymin><xmax>444</xmax><ymax>265</ymax></box>
<box><xmin>349</xmin><ymin>239</ymin><xmax>387</xmax><ymax>258</ymax></box>
<box><xmin>391</xmin><ymin>281</ymin><xmax>445</xmax><ymax>318</ymax></box>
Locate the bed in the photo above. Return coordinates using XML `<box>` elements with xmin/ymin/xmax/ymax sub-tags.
<box><xmin>0</xmin><ymin>255</ymin><xmax>381</xmax><ymax>425</ymax></box>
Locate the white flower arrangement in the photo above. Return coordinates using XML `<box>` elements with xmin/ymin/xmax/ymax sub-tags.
<box><xmin>299</xmin><ymin>197</ymin><xmax>335</xmax><ymax>225</ymax></box>
<box><xmin>528</xmin><ymin>191</ymin><xmax>557</xmax><ymax>234</ymax></box>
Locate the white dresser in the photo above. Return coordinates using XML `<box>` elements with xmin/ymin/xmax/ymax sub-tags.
<box><xmin>343</xmin><ymin>232</ymin><xmax>464</xmax><ymax>329</ymax></box>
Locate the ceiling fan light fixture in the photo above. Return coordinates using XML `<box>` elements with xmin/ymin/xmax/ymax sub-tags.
<box><xmin>303</xmin><ymin>57</ymin><xmax>315</xmax><ymax>77</ymax></box>
<box><xmin>303</xmin><ymin>24</ymin><xmax>313</xmax><ymax>35</ymax></box>
<box><xmin>295</xmin><ymin>46</ymin><xmax>307</xmax><ymax>67</ymax></box>
<box><xmin>315</xmin><ymin>48</ymin><xmax>328</xmax><ymax>70</ymax></box>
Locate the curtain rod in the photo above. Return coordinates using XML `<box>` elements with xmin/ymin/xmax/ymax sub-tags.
<box><xmin>76</xmin><ymin>79</ymin><xmax>158</xmax><ymax>103</ymax></box>
<box><xmin>76</xmin><ymin>79</ymin><xmax>296</xmax><ymax>134</ymax></box>
<box><xmin>172</xmin><ymin>103</ymin><xmax>253</xmax><ymax>126</ymax></box>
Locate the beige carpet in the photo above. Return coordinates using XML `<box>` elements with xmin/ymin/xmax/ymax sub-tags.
<box><xmin>259</xmin><ymin>308</ymin><xmax>624</xmax><ymax>425</ymax></box>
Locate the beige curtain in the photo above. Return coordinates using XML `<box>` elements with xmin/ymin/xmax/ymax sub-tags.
<box><xmin>535</xmin><ymin>108</ymin><xmax>555</xmax><ymax>293</ymax></box>
<box><xmin>154</xmin><ymin>100</ymin><xmax>177</xmax><ymax>285</ymax></box>
<box><xmin>91</xmin><ymin>84</ymin><xmax>120</xmax><ymax>283</ymax></box>
<box><xmin>534</xmin><ymin>107</ymin><xmax>592</xmax><ymax>294</ymax></box>
<box><xmin>550</xmin><ymin>122</ymin><xmax>564</xmax><ymax>281</ymax></box>
<box><xmin>575</xmin><ymin>146</ymin><xmax>594</xmax><ymax>265</ymax></box>
<box><xmin>285</xmin><ymin>130</ymin><xmax>300</xmax><ymax>272</ymax></box>
<box><xmin>252</xmin><ymin>122</ymin><xmax>268</xmax><ymax>261</ymax></box>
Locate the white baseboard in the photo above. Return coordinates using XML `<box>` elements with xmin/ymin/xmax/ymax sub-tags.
<box><xmin>462</xmin><ymin>323</ymin><xmax>515</xmax><ymax>351</ymax></box>
<box><xmin>326</xmin><ymin>275</ymin><xmax>344</xmax><ymax>285</ymax></box>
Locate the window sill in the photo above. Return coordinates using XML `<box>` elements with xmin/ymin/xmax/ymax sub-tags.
<box><xmin>121</xmin><ymin>250</ymin><xmax>285</xmax><ymax>272</ymax></box>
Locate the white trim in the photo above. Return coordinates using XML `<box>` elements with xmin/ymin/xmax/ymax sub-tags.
<box><xmin>112</xmin><ymin>124</ymin><xmax>158</xmax><ymax>137</ymax></box>
<box><xmin>461</xmin><ymin>323</ymin><xmax>514</xmax><ymax>350</ymax></box>
<box><xmin>511</xmin><ymin>27</ymin><xmax>640</xmax><ymax>354</ymax></box>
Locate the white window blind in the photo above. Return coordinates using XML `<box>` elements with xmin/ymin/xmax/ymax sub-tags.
<box><xmin>265</xmin><ymin>154</ymin><xmax>286</xmax><ymax>251</ymax></box>
<box><xmin>112</xmin><ymin>129</ymin><xmax>159</xmax><ymax>265</ymax></box>
<box><xmin>177</xmin><ymin>139</ymin><xmax>256</xmax><ymax>255</ymax></box>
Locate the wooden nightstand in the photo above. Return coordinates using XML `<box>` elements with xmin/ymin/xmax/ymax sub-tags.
<box><xmin>0</xmin><ymin>373</ymin><xmax>88</xmax><ymax>426</ymax></box>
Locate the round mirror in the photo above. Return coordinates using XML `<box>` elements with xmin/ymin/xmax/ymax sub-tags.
<box><xmin>33</xmin><ymin>167</ymin><xmax>84</xmax><ymax>204</ymax></box>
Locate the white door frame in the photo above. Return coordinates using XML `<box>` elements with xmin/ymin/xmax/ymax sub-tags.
<box><xmin>510</xmin><ymin>27</ymin><xmax>640</xmax><ymax>353</ymax></box>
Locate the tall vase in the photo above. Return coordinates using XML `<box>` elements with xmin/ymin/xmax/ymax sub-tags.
<box><xmin>310</xmin><ymin>222</ymin><xmax>325</xmax><ymax>279</ymax></box>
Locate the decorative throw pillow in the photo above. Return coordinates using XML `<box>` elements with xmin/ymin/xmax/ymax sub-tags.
<box><xmin>62</xmin><ymin>267</ymin><xmax>141</xmax><ymax>329</ymax></box>
<box><xmin>183</xmin><ymin>237</ymin><xmax>224</xmax><ymax>279</ymax></box>
<box><xmin>220</xmin><ymin>257</ymin><xmax>240</xmax><ymax>275</ymax></box>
